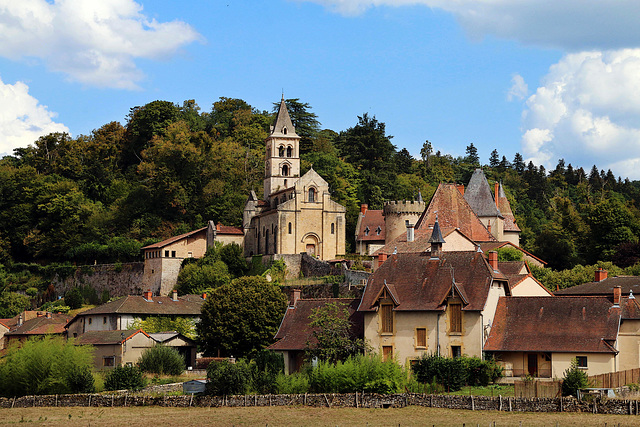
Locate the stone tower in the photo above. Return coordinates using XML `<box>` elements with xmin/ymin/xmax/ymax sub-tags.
<box><xmin>264</xmin><ymin>96</ymin><xmax>301</xmax><ymax>198</ymax></box>
<box><xmin>382</xmin><ymin>196</ymin><xmax>426</xmax><ymax>244</ymax></box>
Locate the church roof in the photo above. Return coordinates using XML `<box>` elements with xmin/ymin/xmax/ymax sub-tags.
<box><xmin>270</xmin><ymin>96</ymin><xmax>299</xmax><ymax>138</ymax></box>
<box><xmin>464</xmin><ymin>169</ymin><xmax>502</xmax><ymax>218</ymax></box>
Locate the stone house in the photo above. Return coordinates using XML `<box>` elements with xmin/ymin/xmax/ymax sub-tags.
<box><xmin>243</xmin><ymin>97</ymin><xmax>346</xmax><ymax>260</ymax></box>
<box><xmin>74</xmin><ymin>329</ymin><xmax>156</xmax><ymax>369</ymax></box>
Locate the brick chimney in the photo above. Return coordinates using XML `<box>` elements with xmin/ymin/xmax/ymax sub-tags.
<box><xmin>291</xmin><ymin>289</ymin><xmax>301</xmax><ymax>307</ymax></box>
<box><xmin>494</xmin><ymin>182</ymin><xmax>499</xmax><ymax>208</ymax></box>
<box><xmin>378</xmin><ymin>253</ymin><xmax>388</xmax><ymax>265</ymax></box>
<box><xmin>171</xmin><ymin>290</ymin><xmax>178</xmax><ymax>302</ymax></box>
<box><xmin>613</xmin><ymin>285</ymin><xmax>622</xmax><ymax>306</ymax></box>
<box><xmin>360</xmin><ymin>204</ymin><xmax>368</xmax><ymax>215</ymax></box>
<box><xmin>488</xmin><ymin>251</ymin><xmax>498</xmax><ymax>271</ymax></box>
<box><xmin>201</xmin><ymin>292</ymin><xmax>207</xmax><ymax>300</ymax></box>
<box><xmin>595</xmin><ymin>268</ymin><xmax>608</xmax><ymax>282</ymax></box>
<box><xmin>406</xmin><ymin>223</ymin><xmax>415</xmax><ymax>242</ymax></box>
<box><xmin>456</xmin><ymin>184</ymin><xmax>464</xmax><ymax>195</ymax></box>
<box><xmin>143</xmin><ymin>290</ymin><xmax>153</xmax><ymax>302</ymax></box>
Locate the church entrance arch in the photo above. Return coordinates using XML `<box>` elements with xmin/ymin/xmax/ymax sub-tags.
<box><xmin>302</xmin><ymin>233</ymin><xmax>319</xmax><ymax>257</ymax></box>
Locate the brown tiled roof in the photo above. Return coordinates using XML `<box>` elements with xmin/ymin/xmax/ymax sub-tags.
<box><xmin>141</xmin><ymin>227</ymin><xmax>207</xmax><ymax>250</ymax></box>
<box><xmin>75</xmin><ymin>329</ymin><xmax>149</xmax><ymax>345</ymax></box>
<box><xmin>216</xmin><ymin>223</ymin><xmax>243</xmax><ymax>235</ymax></box>
<box><xmin>360</xmin><ymin>251</ymin><xmax>506</xmax><ymax>312</ymax></box>
<box><xmin>484</xmin><ymin>296</ymin><xmax>620</xmax><ymax>353</ymax></box>
<box><xmin>464</xmin><ymin>169</ymin><xmax>502</xmax><ymax>218</ymax></box>
<box><xmin>356</xmin><ymin>210</ymin><xmax>385</xmax><ymax>242</ymax></box>
<box><xmin>498</xmin><ymin>261</ymin><xmax>527</xmax><ymax>277</ymax></box>
<box><xmin>5</xmin><ymin>313</ymin><xmax>70</xmax><ymax>337</ymax></box>
<box><xmin>478</xmin><ymin>242</ymin><xmax>546</xmax><ymax>265</ymax></box>
<box><xmin>498</xmin><ymin>183</ymin><xmax>521</xmax><ymax>232</ymax></box>
<box><xmin>372</xmin><ymin>227</ymin><xmax>472</xmax><ymax>256</ymax></box>
<box><xmin>621</xmin><ymin>297</ymin><xmax>640</xmax><ymax>319</ymax></box>
<box><xmin>269</xmin><ymin>298</ymin><xmax>363</xmax><ymax>351</ymax></box>
<box><xmin>73</xmin><ymin>295</ymin><xmax>204</xmax><ymax>318</ymax></box>
<box><xmin>555</xmin><ymin>276</ymin><xmax>640</xmax><ymax>298</ymax></box>
<box><xmin>415</xmin><ymin>184</ymin><xmax>495</xmax><ymax>242</ymax></box>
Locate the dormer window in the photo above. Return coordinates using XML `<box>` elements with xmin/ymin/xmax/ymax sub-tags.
<box><xmin>364</xmin><ymin>226</ymin><xmax>370</xmax><ymax>236</ymax></box>
<box><xmin>376</xmin><ymin>226</ymin><xmax>381</xmax><ymax>235</ymax></box>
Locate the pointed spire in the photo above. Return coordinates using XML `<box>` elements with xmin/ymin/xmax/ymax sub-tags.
<box><xmin>464</xmin><ymin>169</ymin><xmax>502</xmax><ymax>217</ymax></box>
<box><xmin>417</xmin><ymin>190</ymin><xmax>423</xmax><ymax>203</ymax></box>
<box><xmin>270</xmin><ymin>95</ymin><xmax>298</xmax><ymax>137</ymax></box>
<box><xmin>428</xmin><ymin>215</ymin><xmax>446</xmax><ymax>244</ymax></box>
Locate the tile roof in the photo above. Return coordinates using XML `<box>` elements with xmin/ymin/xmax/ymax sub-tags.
<box><xmin>5</xmin><ymin>313</ymin><xmax>71</xmax><ymax>336</ymax></box>
<box><xmin>478</xmin><ymin>242</ymin><xmax>546</xmax><ymax>265</ymax></box>
<box><xmin>141</xmin><ymin>227</ymin><xmax>207</xmax><ymax>250</ymax></box>
<box><xmin>356</xmin><ymin>209</ymin><xmax>385</xmax><ymax>242</ymax></box>
<box><xmin>464</xmin><ymin>169</ymin><xmax>502</xmax><ymax>218</ymax></box>
<box><xmin>555</xmin><ymin>276</ymin><xmax>640</xmax><ymax>298</ymax></box>
<box><xmin>621</xmin><ymin>297</ymin><xmax>640</xmax><ymax>319</ymax></box>
<box><xmin>484</xmin><ymin>296</ymin><xmax>620</xmax><ymax>354</ymax></box>
<box><xmin>74</xmin><ymin>329</ymin><xmax>149</xmax><ymax>345</ymax></box>
<box><xmin>269</xmin><ymin>298</ymin><xmax>363</xmax><ymax>351</ymax></box>
<box><xmin>372</xmin><ymin>226</ymin><xmax>471</xmax><ymax>256</ymax></box>
<box><xmin>360</xmin><ymin>251</ymin><xmax>505</xmax><ymax>312</ymax></box>
<box><xmin>415</xmin><ymin>183</ymin><xmax>496</xmax><ymax>242</ymax></box>
<box><xmin>215</xmin><ymin>224</ymin><xmax>244</xmax><ymax>235</ymax></box>
<box><xmin>72</xmin><ymin>295</ymin><xmax>204</xmax><ymax>318</ymax></box>
<box><xmin>148</xmin><ymin>331</ymin><xmax>196</xmax><ymax>344</ymax></box>
<box><xmin>497</xmin><ymin>183</ymin><xmax>521</xmax><ymax>232</ymax></box>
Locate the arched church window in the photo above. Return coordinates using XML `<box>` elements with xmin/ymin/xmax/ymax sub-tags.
<box><xmin>288</xmin><ymin>222</ymin><xmax>292</xmax><ymax>234</ymax></box>
<box><xmin>286</xmin><ymin>146</ymin><xmax>292</xmax><ymax>157</ymax></box>
<box><xmin>308</xmin><ymin>187</ymin><xmax>316</xmax><ymax>203</ymax></box>
<box><xmin>282</xmin><ymin>164</ymin><xmax>289</xmax><ymax>176</ymax></box>
<box><xmin>331</xmin><ymin>223</ymin><xmax>335</xmax><ymax>234</ymax></box>
<box><xmin>283</xmin><ymin>127</ymin><xmax>288</xmax><ymax>135</ymax></box>
<box><xmin>278</xmin><ymin>146</ymin><xmax>285</xmax><ymax>157</ymax></box>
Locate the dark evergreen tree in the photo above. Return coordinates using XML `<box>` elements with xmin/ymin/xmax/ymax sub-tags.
<box><xmin>489</xmin><ymin>149</ymin><xmax>500</xmax><ymax>168</ymax></box>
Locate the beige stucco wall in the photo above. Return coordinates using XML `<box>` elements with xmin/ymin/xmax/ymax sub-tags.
<box><xmin>89</xmin><ymin>333</ymin><xmax>156</xmax><ymax>370</ymax></box>
<box><xmin>503</xmin><ymin>231</ymin><xmax>520</xmax><ymax>247</ymax></box>
<box><xmin>510</xmin><ymin>277</ymin><xmax>552</xmax><ymax>297</ymax></box>
<box><xmin>482</xmin><ymin>282</ymin><xmax>507</xmax><ymax>343</ymax></box>
<box><xmin>442</xmin><ymin>232</ymin><xmax>476</xmax><ymax>252</ymax></box>
<box><xmin>0</xmin><ymin>324</ymin><xmax>8</xmax><ymax>350</ymax></box>
<box><xmin>496</xmin><ymin>352</ymin><xmax>614</xmax><ymax>378</ymax></box>
<box><xmin>617</xmin><ymin>319</ymin><xmax>640</xmax><ymax>371</ymax></box>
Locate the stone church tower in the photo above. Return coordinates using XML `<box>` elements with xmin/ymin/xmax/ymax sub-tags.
<box><xmin>243</xmin><ymin>97</ymin><xmax>346</xmax><ymax>260</ymax></box>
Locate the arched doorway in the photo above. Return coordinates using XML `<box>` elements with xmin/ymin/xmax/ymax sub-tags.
<box><xmin>303</xmin><ymin>234</ymin><xmax>319</xmax><ymax>257</ymax></box>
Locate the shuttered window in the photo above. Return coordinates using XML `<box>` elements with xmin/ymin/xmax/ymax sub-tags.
<box><xmin>382</xmin><ymin>346</ymin><xmax>393</xmax><ymax>362</ymax></box>
<box><xmin>416</xmin><ymin>328</ymin><xmax>427</xmax><ymax>348</ymax></box>
<box><xmin>381</xmin><ymin>304</ymin><xmax>393</xmax><ymax>333</ymax></box>
<box><xmin>450</xmin><ymin>303</ymin><xmax>462</xmax><ymax>333</ymax></box>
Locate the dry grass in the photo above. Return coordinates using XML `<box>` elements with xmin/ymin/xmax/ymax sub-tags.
<box><xmin>0</xmin><ymin>405</ymin><xmax>634</xmax><ymax>426</ymax></box>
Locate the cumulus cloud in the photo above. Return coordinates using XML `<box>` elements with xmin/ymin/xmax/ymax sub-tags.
<box><xmin>300</xmin><ymin>0</ymin><xmax>640</xmax><ymax>51</ymax></box>
<box><xmin>0</xmin><ymin>77</ymin><xmax>69</xmax><ymax>155</ymax></box>
<box><xmin>507</xmin><ymin>74</ymin><xmax>528</xmax><ymax>101</ymax></box>
<box><xmin>0</xmin><ymin>0</ymin><xmax>201</xmax><ymax>89</ymax></box>
<box><xmin>521</xmin><ymin>50</ymin><xmax>640</xmax><ymax>179</ymax></box>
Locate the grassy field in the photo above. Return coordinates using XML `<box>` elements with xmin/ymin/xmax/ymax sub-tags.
<box><xmin>0</xmin><ymin>405</ymin><xmax>634</xmax><ymax>426</ymax></box>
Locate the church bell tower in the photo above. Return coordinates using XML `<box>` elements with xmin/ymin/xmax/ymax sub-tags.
<box><xmin>264</xmin><ymin>96</ymin><xmax>301</xmax><ymax>198</ymax></box>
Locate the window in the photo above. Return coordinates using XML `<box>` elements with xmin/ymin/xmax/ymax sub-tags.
<box><xmin>188</xmin><ymin>252</ymin><xmax>193</xmax><ymax>258</ymax></box>
<box><xmin>331</xmin><ymin>223</ymin><xmax>335</xmax><ymax>234</ymax></box>
<box><xmin>282</xmin><ymin>164</ymin><xmax>289</xmax><ymax>176</ymax></box>
<box><xmin>308</xmin><ymin>187</ymin><xmax>316</xmax><ymax>203</ymax></box>
<box><xmin>288</xmin><ymin>222</ymin><xmax>292</xmax><ymax>234</ymax></box>
<box><xmin>451</xmin><ymin>346</ymin><xmax>462</xmax><ymax>358</ymax></box>
<box><xmin>577</xmin><ymin>356</ymin><xmax>588</xmax><ymax>369</ymax></box>
<box><xmin>88</xmin><ymin>318</ymin><xmax>92</xmax><ymax>325</ymax></box>
<box><xmin>382</xmin><ymin>346</ymin><xmax>393</xmax><ymax>362</ymax></box>
<box><xmin>284</xmin><ymin>179</ymin><xmax>287</xmax><ymax>187</ymax></box>
<box><xmin>165</xmin><ymin>250</ymin><xmax>169</xmax><ymax>257</ymax></box>
<box><xmin>416</xmin><ymin>328</ymin><xmax>427</xmax><ymax>348</ymax></box>
<box><xmin>278</xmin><ymin>145</ymin><xmax>285</xmax><ymax>157</ymax></box>
<box><xmin>171</xmin><ymin>251</ymin><xmax>176</xmax><ymax>257</ymax></box>
<box><xmin>450</xmin><ymin>303</ymin><xmax>462</xmax><ymax>333</ymax></box>
<box><xmin>286</xmin><ymin>146</ymin><xmax>292</xmax><ymax>157</ymax></box>
<box><xmin>103</xmin><ymin>316</ymin><xmax>107</xmax><ymax>324</ymax></box>
<box><xmin>376</xmin><ymin>226</ymin><xmax>382</xmax><ymax>235</ymax></box>
<box><xmin>283</xmin><ymin>127</ymin><xmax>288</xmax><ymax>135</ymax></box>
<box><xmin>380</xmin><ymin>304</ymin><xmax>393</xmax><ymax>333</ymax></box>
<box><xmin>364</xmin><ymin>226</ymin><xmax>370</xmax><ymax>236</ymax></box>
<box><xmin>103</xmin><ymin>356</ymin><xmax>115</xmax><ymax>367</ymax></box>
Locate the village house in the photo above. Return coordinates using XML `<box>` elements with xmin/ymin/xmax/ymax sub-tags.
<box><xmin>2</xmin><ymin>311</ymin><xmax>71</xmax><ymax>348</ymax></box>
<box><xmin>354</xmin><ymin>204</ymin><xmax>385</xmax><ymax>256</ymax></box>
<box><xmin>74</xmin><ymin>329</ymin><xmax>156</xmax><ymax>370</ymax></box>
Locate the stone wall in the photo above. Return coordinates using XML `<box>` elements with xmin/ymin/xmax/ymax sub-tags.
<box><xmin>52</xmin><ymin>263</ymin><xmax>145</xmax><ymax>298</ymax></box>
<box><xmin>3</xmin><ymin>392</ymin><xmax>640</xmax><ymax>415</ymax></box>
<box><xmin>344</xmin><ymin>268</ymin><xmax>371</xmax><ymax>286</ymax></box>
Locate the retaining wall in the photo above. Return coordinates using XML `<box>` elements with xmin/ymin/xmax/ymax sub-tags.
<box><xmin>52</xmin><ymin>263</ymin><xmax>145</xmax><ymax>298</ymax></box>
<box><xmin>2</xmin><ymin>393</ymin><xmax>640</xmax><ymax>415</ymax></box>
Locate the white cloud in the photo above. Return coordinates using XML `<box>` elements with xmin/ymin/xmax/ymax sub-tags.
<box><xmin>0</xmin><ymin>0</ymin><xmax>201</xmax><ymax>89</ymax></box>
<box><xmin>300</xmin><ymin>1</ymin><xmax>640</xmax><ymax>51</ymax></box>
<box><xmin>521</xmin><ymin>50</ymin><xmax>640</xmax><ymax>179</ymax></box>
<box><xmin>0</xmin><ymin>76</ymin><xmax>69</xmax><ymax>155</ymax></box>
<box><xmin>507</xmin><ymin>74</ymin><xmax>527</xmax><ymax>101</ymax></box>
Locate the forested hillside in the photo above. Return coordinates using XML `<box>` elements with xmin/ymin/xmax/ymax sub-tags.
<box><xmin>1</xmin><ymin>96</ymin><xmax>640</xmax><ymax>273</ymax></box>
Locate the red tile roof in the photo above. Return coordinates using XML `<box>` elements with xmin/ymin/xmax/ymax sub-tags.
<box><xmin>356</xmin><ymin>210</ymin><xmax>385</xmax><ymax>242</ymax></box>
<box><xmin>141</xmin><ymin>227</ymin><xmax>207</xmax><ymax>250</ymax></box>
<box><xmin>484</xmin><ymin>296</ymin><xmax>620</xmax><ymax>353</ymax></box>
<box><xmin>415</xmin><ymin>184</ymin><xmax>496</xmax><ymax>242</ymax></box>
<box><xmin>498</xmin><ymin>183</ymin><xmax>521</xmax><ymax>232</ymax></box>
<box><xmin>360</xmin><ymin>251</ymin><xmax>506</xmax><ymax>312</ymax></box>
<box><xmin>216</xmin><ymin>224</ymin><xmax>244</xmax><ymax>235</ymax></box>
<box><xmin>5</xmin><ymin>313</ymin><xmax>70</xmax><ymax>337</ymax></box>
<box><xmin>372</xmin><ymin>226</ymin><xmax>473</xmax><ymax>256</ymax></box>
<box><xmin>555</xmin><ymin>276</ymin><xmax>640</xmax><ymax>298</ymax></box>
<box><xmin>74</xmin><ymin>329</ymin><xmax>150</xmax><ymax>345</ymax></box>
<box><xmin>269</xmin><ymin>298</ymin><xmax>363</xmax><ymax>351</ymax></box>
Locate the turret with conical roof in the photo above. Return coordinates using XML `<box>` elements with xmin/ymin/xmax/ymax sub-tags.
<box><xmin>264</xmin><ymin>96</ymin><xmax>301</xmax><ymax>197</ymax></box>
<box><xmin>428</xmin><ymin>215</ymin><xmax>446</xmax><ymax>259</ymax></box>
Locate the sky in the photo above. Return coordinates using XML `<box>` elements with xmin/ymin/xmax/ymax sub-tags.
<box><xmin>2</xmin><ymin>1</ymin><xmax>640</xmax><ymax>179</ymax></box>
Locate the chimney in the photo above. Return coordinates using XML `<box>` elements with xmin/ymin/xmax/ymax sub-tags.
<box><xmin>46</xmin><ymin>312</ymin><xmax>52</xmax><ymax>319</ymax></box>
<box><xmin>291</xmin><ymin>289</ymin><xmax>301</xmax><ymax>307</ymax></box>
<box><xmin>143</xmin><ymin>290</ymin><xmax>153</xmax><ymax>302</ymax></box>
<box><xmin>406</xmin><ymin>223</ymin><xmax>415</xmax><ymax>242</ymax></box>
<box><xmin>201</xmin><ymin>292</ymin><xmax>207</xmax><ymax>300</ymax></box>
<box><xmin>487</xmin><ymin>222</ymin><xmax>492</xmax><ymax>234</ymax></box>
<box><xmin>378</xmin><ymin>253</ymin><xmax>388</xmax><ymax>265</ymax></box>
<box><xmin>17</xmin><ymin>313</ymin><xmax>23</xmax><ymax>326</ymax></box>
<box><xmin>171</xmin><ymin>290</ymin><xmax>178</xmax><ymax>302</ymax></box>
<box><xmin>456</xmin><ymin>184</ymin><xmax>464</xmax><ymax>195</ymax></box>
<box><xmin>488</xmin><ymin>251</ymin><xmax>498</xmax><ymax>271</ymax></box>
<box><xmin>360</xmin><ymin>204</ymin><xmax>368</xmax><ymax>215</ymax></box>
<box><xmin>595</xmin><ymin>268</ymin><xmax>608</xmax><ymax>282</ymax></box>
<box><xmin>494</xmin><ymin>182</ymin><xmax>499</xmax><ymax>208</ymax></box>
<box><xmin>613</xmin><ymin>285</ymin><xmax>622</xmax><ymax>306</ymax></box>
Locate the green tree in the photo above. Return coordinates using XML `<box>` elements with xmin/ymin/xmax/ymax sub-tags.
<box><xmin>176</xmin><ymin>260</ymin><xmax>231</xmax><ymax>295</ymax></box>
<box><xmin>0</xmin><ymin>292</ymin><xmax>31</xmax><ymax>318</ymax></box>
<box><xmin>104</xmin><ymin>365</ymin><xmax>145</xmax><ymax>391</ymax></box>
<box><xmin>561</xmin><ymin>358</ymin><xmax>589</xmax><ymax>397</ymax></box>
<box><xmin>131</xmin><ymin>316</ymin><xmax>196</xmax><ymax>340</ymax></box>
<box><xmin>205</xmin><ymin>359</ymin><xmax>252</xmax><ymax>395</ymax></box>
<box><xmin>489</xmin><ymin>149</ymin><xmax>500</xmax><ymax>168</ymax></box>
<box><xmin>465</xmin><ymin>143</ymin><xmax>480</xmax><ymax>166</ymax></box>
<box><xmin>197</xmin><ymin>276</ymin><xmax>287</xmax><ymax>358</ymax></box>
<box><xmin>64</xmin><ymin>287</ymin><xmax>84</xmax><ymax>310</ymax></box>
<box><xmin>273</xmin><ymin>98</ymin><xmax>320</xmax><ymax>154</ymax></box>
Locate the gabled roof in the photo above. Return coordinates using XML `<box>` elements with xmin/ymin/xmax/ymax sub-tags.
<box><xmin>415</xmin><ymin>183</ymin><xmax>496</xmax><ymax>242</ymax></box>
<box><xmin>360</xmin><ymin>251</ymin><xmax>506</xmax><ymax>312</ymax></box>
<box><xmin>497</xmin><ymin>183</ymin><xmax>521</xmax><ymax>232</ymax></box>
<box><xmin>141</xmin><ymin>227</ymin><xmax>207</xmax><ymax>250</ymax></box>
<box><xmin>270</xmin><ymin>96</ymin><xmax>299</xmax><ymax>138</ymax></box>
<box><xmin>621</xmin><ymin>296</ymin><xmax>640</xmax><ymax>319</ymax></box>
<box><xmin>215</xmin><ymin>223</ymin><xmax>244</xmax><ymax>235</ymax></box>
<box><xmin>372</xmin><ymin>227</ymin><xmax>474</xmax><ymax>256</ymax></box>
<box><xmin>70</xmin><ymin>295</ymin><xmax>204</xmax><ymax>319</ymax></box>
<box><xmin>269</xmin><ymin>298</ymin><xmax>363</xmax><ymax>351</ymax></box>
<box><xmin>356</xmin><ymin>209</ymin><xmax>385</xmax><ymax>242</ymax></box>
<box><xmin>555</xmin><ymin>276</ymin><xmax>640</xmax><ymax>298</ymax></box>
<box><xmin>74</xmin><ymin>329</ymin><xmax>150</xmax><ymax>345</ymax></box>
<box><xmin>484</xmin><ymin>296</ymin><xmax>620</xmax><ymax>354</ymax></box>
<box><xmin>464</xmin><ymin>169</ymin><xmax>502</xmax><ymax>218</ymax></box>
<box><xmin>5</xmin><ymin>313</ymin><xmax>71</xmax><ymax>337</ymax></box>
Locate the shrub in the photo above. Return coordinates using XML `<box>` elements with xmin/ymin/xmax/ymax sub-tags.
<box><xmin>562</xmin><ymin>358</ymin><xmax>589</xmax><ymax>397</ymax></box>
<box><xmin>64</xmin><ymin>287</ymin><xmax>83</xmax><ymax>309</ymax></box>
<box><xmin>104</xmin><ymin>365</ymin><xmax>145</xmax><ymax>391</ymax></box>
<box><xmin>0</xmin><ymin>291</ymin><xmax>31</xmax><ymax>318</ymax></box>
<box><xmin>67</xmin><ymin>366</ymin><xmax>95</xmax><ymax>393</ymax></box>
<box><xmin>251</xmin><ymin>350</ymin><xmax>284</xmax><ymax>394</ymax></box>
<box><xmin>137</xmin><ymin>345</ymin><xmax>185</xmax><ymax>376</ymax></box>
<box><xmin>275</xmin><ymin>372</ymin><xmax>310</xmax><ymax>394</ymax></box>
<box><xmin>206</xmin><ymin>360</ymin><xmax>251</xmax><ymax>395</ymax></box>
<box><xmin>464</xmin><ymin>356</ymin><xmax>503</xmax><ymax>387</ymax></box>
<box><xmin>0</xmin><ymin>337</ymin><xmax>94</xmax><ymax>396</ymax></box>
<box><xmin>412</xmin><ymin>354</ymin><xmax>468</xmax><ymax>392</ymax></box>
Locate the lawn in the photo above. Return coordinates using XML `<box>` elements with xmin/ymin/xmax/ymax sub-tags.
<box><xmin>0</xmin><ymin>405</ymin><xmax>634</xmax><ymax>426</ymax></box>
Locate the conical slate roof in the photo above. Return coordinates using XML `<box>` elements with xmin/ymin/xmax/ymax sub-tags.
<box><xmin>464</xmin><ymin>169</ymin><xmax>502</xmax><ymax>217</ymax></box>
<box><xmin>497</xmin><ymin>182</ymin><xmax>521</xmax><ymax>232</ymax></box>
<box><xmin>270</xmin><ymin>96</ymin><xmax>298</xmax><ymax>137</ymax></box>
<box><xmin>427</xmin><ymin>216</ymin><xmax>446</xmax><ymax>244</ymax></box>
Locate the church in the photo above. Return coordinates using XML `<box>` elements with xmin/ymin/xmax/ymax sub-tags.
<box><xmin>242</xmin><ymin>97</ymin><xmax>346</xmax><ymax>260</ymax></box>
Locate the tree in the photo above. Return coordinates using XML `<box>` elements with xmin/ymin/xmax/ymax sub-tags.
<box><xmin>465</xmin><ymin>143</ymin><xmax>479</xmax><ymax>166</ymax></box>
<box><xmin>0</xmin><ymin>292</ymin><xmax>31</xmax><ymax>318</ymax></box>
<box><xmin>394</xmin><ymin>148</ymin><xmax>413</xmax><ymax>174</ymax></box>
<box><xmin>104</xmin><ymin>365</ymin><xmax>145</xmax><ymax>391</ymax></box>
<box><xmin>197</xmin><ymin>276</ymin><xmax>287</xmax><ymax>358</ymax></box>
<box><xmin>512</xmin><ymin>153</ymin><xmax>525</xmax><ymax>174</ymax></box>
<box><xmin>131</xmin><ymin>316</ymin><xmax>196</xmax><ymax>340</ymax></box>
<box><xmin>561</xmin><ymin>358</ymin><xmax>589</xmax><ymax>397</ymax></box>
<box><xmin>489</xmin><ymin>149</ymin><xmax>500</xmax><ymax>168</ymax></box>
<box><xmin>176</xmin><ymin>261</ymin><xmax>231</xmax><ymax>295</ymax></box>
<box><xmin>137</xmin><ymin>345</ymin><xmax>185</xmax><ymax>376</ymax></box>
<box><xmin>305</xmin><ymin>302</ymin><xmax>368</xmax><ymax>364</ymax></box>
<box><xmin>273</xmin><ymin>98</ymin><xmax>320</xmax><ymax>154</ymax></box>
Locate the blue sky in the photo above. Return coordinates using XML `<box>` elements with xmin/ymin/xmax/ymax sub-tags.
<box><xmin>2</xmin><ymin>1</ymin><xmax>640</xmax><ymax>179</ymax></box>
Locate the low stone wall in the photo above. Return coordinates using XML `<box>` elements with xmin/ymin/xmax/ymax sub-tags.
<box><xmin>3</xmin><ymin>393</ymin><xmax>640</xmax><ymax>414</ymax></box>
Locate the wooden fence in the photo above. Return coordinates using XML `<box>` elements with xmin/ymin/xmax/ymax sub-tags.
<box><xmin>589</xmin><ymin>368</ymin><xmax>640</xmax><ymax>388</ymax></box>
<box><xmin>514</xmin><ymin>380</ymin><xmax>562</xmax><ymax>398</ymax></box>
